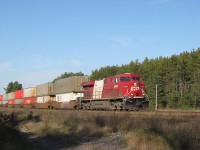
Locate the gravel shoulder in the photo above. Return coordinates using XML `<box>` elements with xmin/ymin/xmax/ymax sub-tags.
<box><xmin>67</xmin><ymin>133</ymin><xmax>127</xmax><ymax>150</ymax></box>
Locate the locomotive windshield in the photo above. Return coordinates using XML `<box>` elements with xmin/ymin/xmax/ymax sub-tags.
<box><xmin>132</xmin><ymin>77</ymin><xmax>140</xmax><ymax>81</ymax></box>
<box><xmin>120</xmin><ymin>77</ymin><xmax>130</xmax><ymax>82</ymax></box>
<box><xmin>120</xmin><ymin>76</ymin><xmax>141</xmax><ymax>82</ymax></box>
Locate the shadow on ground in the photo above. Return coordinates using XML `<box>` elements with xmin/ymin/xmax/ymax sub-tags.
<box><xmin>0</xmin><ymin>112</ymin><xmax>111</xmax><ymax>150</ymax></box>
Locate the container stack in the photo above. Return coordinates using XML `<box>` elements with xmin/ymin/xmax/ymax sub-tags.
<box><xmin>0</xmin><ymin>95</ymin><xmax>3</xmax><ymax>106</ymax></box>
<box><xmin>7</xmin><ymin>92</ymin><xmax>15</xmax><ymax>107</ymax></box>
<box><xmin>2</xmin><ymin>94</ymin><xmax>8</xmax><ymax>107</ymax></box>
<box><xmin>23</xmin><ymin>87</ymin><xmax>36</xmax><ymax>108</ymax></box>
<box><xmin>35</xmin><ymin>82</ymin><xmax>55</xmax><ymax>109</ymax></box>
<box><xmin>14</xmin><ymin>90</ymin><xmax>24</xmax><ymax>108</ymax></box>
<box><xmin>0</xmin><ymin>75</ymin><xmax>89</xmax><ymax>109</ymax></box>
<box><xmin>53</xmin><ymin>76</ymin><xmax>89</xmax><ymax>109</ymax></box>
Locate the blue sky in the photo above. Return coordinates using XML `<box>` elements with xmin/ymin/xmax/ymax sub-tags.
<box><xmin>0</xmin><ymin>0</ymin><xmax>199</xmax><ymax>94</ymax></box>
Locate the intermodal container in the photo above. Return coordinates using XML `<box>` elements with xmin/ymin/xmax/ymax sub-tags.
<box><xmin>2</xmin><ymin>100</ymin><xmax>8</xmax><ymax>105</ymax></box>
<box><xmin>55</xmin><ymin>92</ymin><xmax>83</xmax><ymax>102</ymax></box>
<box><xmin>0</xmin><ymin>95</ymin><xmax>3</xmax><ymax>101</ymax></box>
<box><xmin>14</xmin><ymin>99</ymin><xmax>23</xmax><ymax>104</ymax></box>
<box><xmin>36</xmin><ymin>96</ymin><xmax>55</xmax><ymax>103</ymax></box>
<box><xmin>8</xmin><ymin>100</ymin><xmax>15</xmax><ymax>105</ymax></box>
<box><xmin>7</xmin><ymin>92</ymin><xmax>15</xmax><ymax>100</ymax></box>
<box><xmin>23</xmin><ymin>87</ymin><xmax>36</xmax><ymax>98</ymax></box>
<box><xmin>54</xmin><ymin>76</ymin><xmax>89</xmax><ymax>94</ymax></box>
<box><xmin>15</xmin><ymin>90</ymin><xmax>24</xmax><ymax>99</ymax></box>
<box><xmin>36</xmin><ymin>82</ymin><xmax>54</xmax><ymax>96</ymax></box>
<box><xmin>3</xmin><ymin>94</ymin><xmax>7</xmax><ymax>101</ymax></box>
<box><xmin>23</xmin><ymin>97</ymin><xmax>36</xmax><ymax>105</ymax></box>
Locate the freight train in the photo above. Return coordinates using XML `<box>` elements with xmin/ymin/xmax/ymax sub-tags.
<box><xmin>0</xmin><ymin>73</ymin><xmax>149</xmax><ymax>111</ymax></box>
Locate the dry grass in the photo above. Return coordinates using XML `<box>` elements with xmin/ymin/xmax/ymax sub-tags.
<box><xmin>0</xmin><ymin>108</ymin><xmax>200</xmax><ymax>149</ymax></box>
<box><xmin>125</xmin><ymin>129</ymin><xmax>172</xmax><ymax>150</ymax></box>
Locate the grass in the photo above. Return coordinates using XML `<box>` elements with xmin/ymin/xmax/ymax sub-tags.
<box><xmin>125</xmin><ymin>129</ymin><xmax>172</xmax><ymax>150</ymax></box>
<box><xmin>0</xmin><ymin>108</ymin><xmax>200</xmax><ymax>149</ymax></box>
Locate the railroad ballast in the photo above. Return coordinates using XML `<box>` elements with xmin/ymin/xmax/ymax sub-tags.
<box><xmin>0</xmin><ymin>73</ymin><xmax>149</xmax><ymax>111</ymax></box>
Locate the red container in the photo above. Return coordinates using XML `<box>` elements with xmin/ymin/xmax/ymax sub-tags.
<box><xmin>23</xmin><ymin>97</ymin><xmax>36</xmax><ymax>105</ymax></box>
<box><xmin>15</xmin><ymin>90</ymin><xmax>24</xmax><ymax>99</ymax></box>
<box><xmin>8</xmin><ymin>100</ymin><xmax>15</xmax><ymax>105</ymax></box>
<box><xmin>0</xmin><ymin>95</ymin><xmax>3</xmax><ymax>101</ymax></box>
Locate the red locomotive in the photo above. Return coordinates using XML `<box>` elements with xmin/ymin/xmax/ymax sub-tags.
<box><xmin>79</xmin><ymin>73</ymin><xmax>149</xmax><ymax>110</ymax></box>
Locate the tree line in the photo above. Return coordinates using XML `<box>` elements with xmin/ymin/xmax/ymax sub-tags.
<box><xmin>52</xmin><ymin>72</ymin><xmax>84</xmax><ymax>82</ymax></box>
<box><xmin>90</xmin><ymin>48</ymin><xmax>200</xmax><ymax>109</ymax></box>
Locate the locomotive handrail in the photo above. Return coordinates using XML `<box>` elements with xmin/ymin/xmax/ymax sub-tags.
<box><xmin>124</xmin><ymin>89</ymin><xmax>131</xmax><ymax>97</ymax></box>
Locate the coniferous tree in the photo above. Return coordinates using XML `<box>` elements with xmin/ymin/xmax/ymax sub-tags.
<box><xmin>4</xmin><ymin>81</ymin><xmax>22</xmax><ymax>94</ymax></box>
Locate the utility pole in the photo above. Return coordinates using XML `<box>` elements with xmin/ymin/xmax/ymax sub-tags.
<box><xmin>155</xmin><ymin>84</ymin><xmax>158</xmax><ymax>111</ymax></box>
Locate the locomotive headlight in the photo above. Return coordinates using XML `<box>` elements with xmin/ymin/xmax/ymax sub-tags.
<box><xmin>134</xmin><ymin>83</ymin><xmax>137</xmax><ymax>86</ymax></box>
<box><xmin>123</xmin><ymin>86</ymin><xmax>128</xmax><ymax>88</ymax></box>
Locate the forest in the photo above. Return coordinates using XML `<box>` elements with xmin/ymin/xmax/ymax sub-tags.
<box><xmin>90</xmin><ymin>48</ymin><xmax>200</xmax><ymax>109</ymax></box>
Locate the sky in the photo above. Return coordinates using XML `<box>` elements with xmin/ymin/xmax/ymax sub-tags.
<box><xmin>0</xmin><ymin>0</ymin><xmax>199</xmax><ymax>94</ymax></box>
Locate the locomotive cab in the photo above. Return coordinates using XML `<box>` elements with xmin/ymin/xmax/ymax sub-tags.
<box><xmin>111</xmin><ymin>74</ymin><xmax>141</xmax><ymax>94</ymax></box>
<box><xmin>117</xmin><ymin>73</ymin><xmax>148</xmax><ymax>110</ymax></box>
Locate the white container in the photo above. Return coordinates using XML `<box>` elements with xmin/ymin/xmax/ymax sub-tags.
<box><xmin>7</xmin><ymin>92</ymin><xmax>14</xmax><ymax>100</ymax></box>
<box><xmin>14</xmin><ymin>99</ymin><xmax>23</xmax><ymax>104</ymax></box>
<box><xmin>36</xmin><ymin>96</ymin><xmax>55</xmax><ymax>103</ymax></box>
<box><xmin>3</xmin><ymin>94</ymin><xmax>7</xmax><ymax>101</ymax></box>
<box><xmin>2</xmin><ymin>100</ymin><xmax>8</xmax><ymax>105</ymax></box>
<box><xmin>23</xmin><ymin>87</ymin><xmax>36</xmax><ymax>98</ymax></box>
<box><xmin>56</xmin><ymin>92</ymin><xmax>83</xmax><ymax>102</ymax></box>
<box><xmin>93</xmin><ymin>79</ymin><xmax>104</xmax><ymax>99</ymax></box>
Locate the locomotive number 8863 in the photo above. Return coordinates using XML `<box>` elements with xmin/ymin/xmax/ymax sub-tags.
<box><xmin>79</xmin><ymin>73</ymin><xmax>149</xmax><ymax>111</ymax></box>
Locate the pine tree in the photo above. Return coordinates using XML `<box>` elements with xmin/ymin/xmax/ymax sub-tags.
<box><xmin>4</xmin><ymin>81</ymin><xmax>22</xmax><ymax>94</ymax></box>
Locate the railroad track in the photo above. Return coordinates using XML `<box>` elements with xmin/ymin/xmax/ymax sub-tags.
<box><xmin>1</xmin><ymin>107</ymin><xmax>200</xmax><ymax>117</ymax></box>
